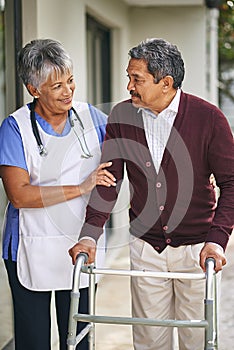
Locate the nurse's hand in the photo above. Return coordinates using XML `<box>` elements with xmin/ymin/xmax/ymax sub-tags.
<box><xmin>79</xmin><ymin>161</ymin><xmax>116</xmax><ymax>195</ymax></box>
<box><xmin>68</xmin><ymin>238</ymin><xmax>96</xmax><ymax>265</ymax></box>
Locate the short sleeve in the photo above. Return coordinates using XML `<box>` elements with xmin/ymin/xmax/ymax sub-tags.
<box><xmin>0</xmin><ymin>116</ymin><xmax>28</xmax><ymax>171</ymax></box>
<box><xmin>88</xmin><ymin>104</ymin><xmax>107</xmax><ymax>147</ymax></box>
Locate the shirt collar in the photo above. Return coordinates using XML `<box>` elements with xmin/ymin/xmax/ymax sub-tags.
<box><xmin>167</xmin><ymin>88</ymin><xmax>181</xmax><ymax>114</ymax></box>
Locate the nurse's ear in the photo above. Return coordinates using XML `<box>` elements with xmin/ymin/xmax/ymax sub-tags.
<box><xmin>27</xmin><ymin>84</ymin><xmax>40</xmax><ymax>99</ymax></box>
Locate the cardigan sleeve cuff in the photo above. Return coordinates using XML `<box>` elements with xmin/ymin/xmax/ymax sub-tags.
<box><xmin>205</xmin><ymin>227</ymin><xmax>231</xmax><ymax>251</ymax></box>
<box><xmin>78</xmin><ymin>236</ymin><xmax>97</xmax><ymax>245</ymax></box>
<box><xmin>79</xmin><ymin>222</ymin><xmax>104</xmax><ymax>243</ymax></box>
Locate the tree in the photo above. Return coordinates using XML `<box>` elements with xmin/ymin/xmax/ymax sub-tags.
<box><xmin>218</xmin><ymin>0</ymin><xmax>234</xmax><ymax>104</ymax></box>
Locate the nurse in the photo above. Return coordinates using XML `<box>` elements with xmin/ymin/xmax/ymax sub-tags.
<box><xmin>0</xmin><ymin>38</ymin><xmax>116</xmax><ymax>350</ymax></box>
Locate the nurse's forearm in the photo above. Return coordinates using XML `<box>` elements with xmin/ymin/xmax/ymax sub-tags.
<box><xmin>6</xmin><ymin>184</ymin><xmax>82</xmax><ymax>208</ymax></box>
<box><xmin>0</xmin><ymin>162</ymin><xmax>115</xmax><ymax>208</ymax></box>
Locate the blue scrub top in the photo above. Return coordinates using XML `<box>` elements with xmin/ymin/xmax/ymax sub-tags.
<box><xmin>0</xmin><ymin>103</ymin><xmax>107</xmax><ymax>261</ymax></box>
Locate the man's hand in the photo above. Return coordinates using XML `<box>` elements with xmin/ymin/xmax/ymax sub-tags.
<box><xmin>200</xmin><ymin>242</ymin><xmax>227</xmax><ymax>272</ymax></box>
<box><xmin>68</xmin><ymin>239</ymin><xmax>96</xmax><ymax>265</ymax></box>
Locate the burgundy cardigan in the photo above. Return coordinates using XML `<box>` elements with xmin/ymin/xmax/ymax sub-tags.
<box><xmin>80</xmin><ymin>91</ymin><xmax>234</xmax><ymax>252</ymax></box>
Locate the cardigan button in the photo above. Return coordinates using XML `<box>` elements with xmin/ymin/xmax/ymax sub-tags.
<box><xmin>146</xmin><ymin>161</ymin><xmax>151</xmax><ymax>167</ymax></box>
<box><xmin>155</xmin><ymin>246</ymin><xmax>160</xmax><ymax>251</ymax></box>
<box><xmin>159</xmin><ymin>205</ymin><xmax>165</xmax><ymax>211</ymax></box>
<box><xmin>163</xmin><ymin>225</ymin><xmax>168</xmax><ymax>231</ymax></box>
<box><xmin>166</xmin><ymin>238</ymin><xmax>171</xmax><ymax>244</ymax></box>
<box><xmin>156</xmin><ymin>182</ymin><xmax>162</xmax><ymax>188</ymax></box>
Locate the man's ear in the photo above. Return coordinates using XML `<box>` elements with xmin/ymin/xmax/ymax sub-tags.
<box><xmin>162</xmin><ymin>76</ymin><xmax>174</xmax><ymax>90</ymax></box>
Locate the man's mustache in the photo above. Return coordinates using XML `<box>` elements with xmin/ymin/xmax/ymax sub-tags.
<box><xmin>130</xmin><ymin>90</ymin><xmax>141</xmax><ymax>98</ymax></box>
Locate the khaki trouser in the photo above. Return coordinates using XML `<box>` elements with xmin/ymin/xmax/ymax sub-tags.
<box><xmin>130</xmin><ymin>236</ymin><xmax>219</xmax><ymax>350</ymax></box>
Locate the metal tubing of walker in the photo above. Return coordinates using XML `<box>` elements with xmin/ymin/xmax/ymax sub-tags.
<box><xmin>70</xmin><ymin>256</ymin><xmax>217</xmax><ymax>350</ymax></box>
<box><xmin>204</xmin><ymin>258</ymin><xmax>217</xmax><ymax>350</ymax></box>
<box><xmin>67</xmin><ymin>253</ymin><xmax>89</xmax><ymax>350</ymax></box>
<box><xmin>74</xmin><ymin>314</ymin><xmax>208</xmax><ymax>328</ymax></box>
<box><xmin>214</xmin><ymin>276</ymin><xmax>218</xmax><ymax>349</ymax></box>
<box><xmin>82</xmin><ymin>265</ymin><xmax>205</xmax><ymax>280</ymax></box>
<box><xmin>88</xmin><ymin>272</ymin><xmax>96</xmax><ymax>350</ymax></box>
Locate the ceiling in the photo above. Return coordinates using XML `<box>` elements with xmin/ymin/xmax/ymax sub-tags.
<box><xmin>122</xmin><ymin>0</ymin><xmax>204</xmax><ymax>6</ymax></box>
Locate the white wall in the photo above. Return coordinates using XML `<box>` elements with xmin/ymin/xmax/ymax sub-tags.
<box><xmin>128</xmin><ymin>6</ymin><xmax>207</xmax><ymax>99</ymax></box>
<box><xmin>22</xmin><ymin>0</ymin><xmax>130</xmax><ymax>104</ymax></box>
<box><xmin>21</xmin><ymin>1</ymin><xmax>209</xmax><ymax>103</ymax></box>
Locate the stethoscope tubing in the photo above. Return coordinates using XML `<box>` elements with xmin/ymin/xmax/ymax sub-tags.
<box><xmin>29</xmin><ymin>99</ymin><xmax>93</xmax><ymax>158</ymax></box>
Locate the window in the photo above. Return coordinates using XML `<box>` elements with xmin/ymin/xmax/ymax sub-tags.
<box><xmin>4</xmin><ymin>0</ymin><xmax>23</xmax><ymax>114</ymax></box>
<box><xmin>86</xmin><ymin>14</ymin><xmax>111</xmax><ymax>114</ymax></box>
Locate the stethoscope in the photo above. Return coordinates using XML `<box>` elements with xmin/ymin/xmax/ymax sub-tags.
<box><xmin>29</xmin><ymin>99</ymin><xmax>93</xmax><ymax>158</ymax></box>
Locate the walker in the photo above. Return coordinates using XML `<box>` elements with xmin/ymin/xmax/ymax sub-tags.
<box><xmin>67</xmin><ymin>253</ymin><xmax>218</xmax><ymax>350</ymax></box>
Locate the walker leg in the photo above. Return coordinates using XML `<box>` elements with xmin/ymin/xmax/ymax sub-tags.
<box><xmin>67</xmin><ymin>253</ymin><xmax>89</xmax><ymax>350</ymax></box>
<box><xmin>88</xmin><ymin>271</ymin><xmax>96</xmax><ymax>350</ymax></box>
<box><xmin>204</xmin><ymin>258</ymin><xmax>218</xmax><ymax>350</ymax></box>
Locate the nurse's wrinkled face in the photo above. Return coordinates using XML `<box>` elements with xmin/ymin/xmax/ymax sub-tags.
<box><xmin>35</xmin><ymin>70</ymin><xmax>76</xmax><ymax>115</ymax></box>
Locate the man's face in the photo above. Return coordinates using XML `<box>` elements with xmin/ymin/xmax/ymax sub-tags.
<box><xmin>126</xmin><ymin>58</ymin><xmax>165</xmax><ymax>114</ymax></box>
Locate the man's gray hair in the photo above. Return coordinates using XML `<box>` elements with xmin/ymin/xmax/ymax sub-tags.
<box><xmin>129</xmin><ymin>38</ymin><xmax>185</xmax><ymax>89</ymax></box>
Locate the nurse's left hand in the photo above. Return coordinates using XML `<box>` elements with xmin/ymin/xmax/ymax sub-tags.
<box><xmin>79</xmin><ymin>161</ymin><xmax>116</xmax><ymax>195</ymax></box>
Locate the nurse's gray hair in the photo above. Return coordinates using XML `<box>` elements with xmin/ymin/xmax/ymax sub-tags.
<box><xmin>17</xmin><ymin>38</ymin><xmax>73</xmax><ymax>89</ymax></box>
<box><xmin>128</xmin><ymin>38</ymin><xmax>185</xmax><ymax>89</ymax></box>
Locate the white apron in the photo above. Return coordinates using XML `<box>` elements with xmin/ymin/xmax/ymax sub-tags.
<box><xmin>12</xmin><ymin>101</ymin><xmax>105</xmax><ymax>291</ymax></box>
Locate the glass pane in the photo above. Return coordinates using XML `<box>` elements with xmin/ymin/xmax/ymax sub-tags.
<box><xmin>87</xmin><ymin>29</ymin><xmax>94</xmax><ymax>103</ymax></box>
<box><xmin>86</xmin><ymin>14</ymin><xmax>111</xmax><ymax>112</ymax></box>
<box><xmin>95</xmin><ymin>35</ymin><xmax>102</xmax><ymax>105</ymax></box>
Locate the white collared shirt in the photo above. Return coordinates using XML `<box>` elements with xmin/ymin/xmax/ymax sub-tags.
<box><xmin>140</xmin><ymin>89</ymin><xmax>181</xmax><ymax>173</ymax></box>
